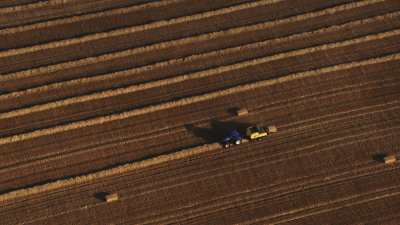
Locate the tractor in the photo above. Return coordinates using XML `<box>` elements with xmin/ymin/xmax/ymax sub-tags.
<box><xmin>222</xmin><ymin>125</ymin><xmax>277</xmax><ymax>148</ymax></box>
<box><xmin>221</xmin><ymin>129</ymin><xmax>243</xmax><ymax>148</ymax></box>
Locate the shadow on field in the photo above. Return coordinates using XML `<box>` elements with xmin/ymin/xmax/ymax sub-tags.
<box><xmin>185</xmin><ymin>119</ymin><xmax>252</xmax><ymax>143</ymax></box>
<box><xmin>94</xmin><ymin>191</ymin><xmax>110</xmax><ymax>201</ymax></box>
<box><xmin>372</xmin><ymin>153</ymin><xmax>387</xmax><ymax>163</ymax></box>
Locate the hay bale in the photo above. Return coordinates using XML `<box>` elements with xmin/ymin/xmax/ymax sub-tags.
<box><xmin>236</xmin><ymin>108</ymin><xmax>248</xmax><ymax>116</ymax></box>
<box><xmin>105</xmin><ymin>193</ymin><xmax>119</xmax><ymax>203</ymax></box>
<box><xmin>384</xmin><ymin>155</ymin><xmax>397</xmax><ymax>165</ymax></box>
<box><xmin>268</xmin><ymin>125</ymin><xmax>278</xmax><ymax>133</ymax></box>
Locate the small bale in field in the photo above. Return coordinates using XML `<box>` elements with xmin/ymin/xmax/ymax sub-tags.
<box><xmin>384</xmin><ymin>155</ymin><xmax>397</xmax><ymax>165</ymax></box>
<box><xmin>105</xmin><ymin>193</ymin><xmax>119</xmax><ymax>203</ymax></box>
<box><xmin>236</xmin><ymin>108</ymin><xmax>248</xmax><ymax>116</ymax></box>
<box><xmin>268</xmin><ymin>125</ymin><xmax>278</xmax><ymax>133</ymax></box>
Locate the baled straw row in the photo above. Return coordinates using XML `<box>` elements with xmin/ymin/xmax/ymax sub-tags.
<box><xmin>1</xmin><ymin>27</ymin><xmax>399</xmax><ymax>119</ymax></box>
<box><xmin>0</xmin><ymin>143</ymin><xmax>221</xmax><ymax>202</ymax></box>
<box><xmin>0</xmin><ymin>0</ymin><xmax>283</xmax><ymax>58</ymax></box>
<box><xmin>2</xmin><ymin>10</ymin><xmax>398</xmax><ymax>100</ymax></box>
<box><xmin>0</xmin><ymin>0</ymin><xmax>382</xmax><ymax>81</ymax></box>
<box><xmin>0</xmin><ymin>0</ymin><xmax>78</xmax><ymax>14</ymax></box>
<box><xmin>0</xmin><ymin>0</ymin><xmax>184</xmax><ymax>35</ymax></box>
<box><xmin>0</xmin><ymin>51</ymin><xmax>399</xmax><ymax>146</ymax></box>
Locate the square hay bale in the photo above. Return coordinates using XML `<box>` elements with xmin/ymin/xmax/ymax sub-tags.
<box><xmin>384</xmin><ymin>155</ymin><xmax>397</xmax><ymax>165</ymax></box>
<box><xmin>236</xmin><ymin>108</ymin><xmax>248</xmax><ymax>116</ymax></box>
<box><xmin>268</xmin><ymin>125</ymin><xmax>278</xmax><ymax>133</ymax></box>
<box><xmin>105</xmin><ymin>193</ymin><xmax>119</xmax><ymax>203</ymax></box>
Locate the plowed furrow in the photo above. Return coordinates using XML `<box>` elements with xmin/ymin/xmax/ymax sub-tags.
<box><xmin>0</xmin><ymin>0</ymin><xmax>154</xmax><ymax>29</ymax></box>
<box><xmin>184</xmin><ymin>173</ymin><xmax>400</xmax><ymax>225</ymax></box>
<box><xmin>0</xmin><ymin>81</ymin><xmax>398</xmax><ymax>192</ymax></box>
<box><xmin>2</xmin><ymin>10</ymin><xmax>399</xmax><ymax>106</ymax></box>
<box><xmin>6</xmin><ymin>128</ymin><xmax>400</xmax><ymax>223</ymax></box>
<box><xmin>0</xmin><ymin>70</ymin><xmax>392</xmax><ymax>167</ymax></box>
<box><xmin>0</xmin><ymin>0</ymin><xmax>259</xmax><ymax>50</ymax></box>
<box><xmin>0</xmin><ymin>0</ymin><xmax>391</xmax><ymax>85</ymax></box>
<box><xmin>0</xmin><ymin>100</ymin><xmax>394</xmax><ymax>207</ymax></box>
<box><xmin>0</xmin><ymin>46</ymin><xmax>399</xmax><ymax>146</ymax></box>
<box><xmin>0</xmin><ymin>0</ymin><xmax>384</xmax><ymax>74</ymax></box>
<box><xmin>141</xmin><ymin>166</ymin><xmax>400</xmax><ymax>225</ymax></box>
<box><xmin>0</xmin><ymin>85</ymin><xmax>396</xmax><ymax>204</ymax></box>
<box><xmin>0</xmin><ymin>1</ymin><xmax>41</xmax><ymax>8</ymax></box>
<box><xmin>0</xmin><ymin>62</ymin><xmax>395</xmax><ymax>168</ymax></box>
<box><xmin>0</xmin><ymin>0</ymin><xmax>284</xmax><ymax>57</ymax></box>
<box><xmin>281</xmin><ymin>193</ymin><xmax>400</xmax><ymax>225</ymax></box>
<box><xmin>1</xmin><ymin>27</ymin><xmax>399</xmax><ymax>125</ymax></box>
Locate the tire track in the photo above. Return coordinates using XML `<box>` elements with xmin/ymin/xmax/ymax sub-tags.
<box><xmin>0</xmin><ymin>72</ymin><xmax>394</xmax><ymax>185</ymax></box>
<box><xmin>2</xmin><ymin>10</ymin><xmax>399</xmax><ymax>102</ymax></box>
<box><xmin>141</xmin><ymin>165</ymin><xmax>400</xmax><ymax>225</ymax></box>
<box><xmin>2</xmin><ymin>36</ymin><xmax>398</xmax><ymax>138</ymax></box>
<box><xmin>0</xmin><ymin>48</ymin><xmax>399</xmax><ymax>146</ymax></box>
<box><xmin>3</xmin><ymin>65</ymin><xmax>394</xmax><ymax>169</ymax></box>
<box><xmin>0</xmin><ymin>0</ymin><xmax>76</xmax><ymax>13</ymax></box>
<box><xmin>2</xmin><ymin>68</ymin><xmax>394</xmax><ymax>138</ymax></box>
<box><xmin>1</xmin><ymin>109</ymin><xmax>396</xmax><ymax>218</ymax></box>
<box><xmin>0</xmin><ymin>0</ymin><xmax>259</xmax><ymax>51</ymax></box>
<box><xmin>11</xmin><ymin>129</ymin><xmax>396</xmax><ymax>224</ymax></box>
<box><xmin>1</xmin><ymin>75</ymin><xmax>398</xmax><ymax>165</ymax></box>
<box><xmin>267</xmin><ymin>186</ymin><xmax>400</xmax><ymax>224</ymax></box>
<box><xmin>0</xmin><ymin>0</ymin><xmax>386</xmax><ymax>82</ymax></box>
<box><xmin>1</xmin><ymin>82</ymin><xmax>397</xmax><ymax>193</ymax></box>
<box><xmin>0</xmin><ymin>0</ymin><xmax>285</xmax><ymax>58</ymax></box>
<box><xmin>0</xmin><ymin>1</ymin><xmax>41</xmax><ymax>8</ymax></box>
<box><xmin>1</xmin><ymin>28</ymin><xmax>399</xmax><ymax>118</ymax></box>
<box><xmin>0</xmin><ymin>0</ymin><xmax>183</xmax><ymax>35</ymax></box>
<box><xmin>1</xmin><ymin>95</ymin><xmax>398</xmax><ymax>204</ymax></box>
<box><xmin>21</xmin><ymin>161</ymin><xmax>387</xmax><ymax>224</ymax></box>
<box><xmin>0</xmin><ymin>0</ymin><xmax>153</xmax><ymax>29</ymax></box>
<box><xmin>3</xmin><ymin>115</ymin><xmax>396</xmax><ymax>205</ymax></box>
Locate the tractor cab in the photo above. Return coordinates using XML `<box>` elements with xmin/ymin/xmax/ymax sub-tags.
<box><xmin>222</xmin><ymin>129</ymin><xmax>242</xmax><ymax>148</ymax></box>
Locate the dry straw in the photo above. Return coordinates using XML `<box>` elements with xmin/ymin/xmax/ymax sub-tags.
<box><xmin>0</xmin><ymin>0</ymin><xmax>283</xmax><ymax>58</ymax></box>
<box><xmin>0</xmin><ymin>9</ymin><xmax>400</xmax><ymax>100</ymax></box>
<box><xmin>0</xmin><ymin>0</ymin><xmax>383</xmax><ymax>81</ymax></box>
<box><xmin>0</xmin><ymin>51</ymin><xmax>399</xmax><ymax>146</ymax></box>
<box><xmin>1</xmin><ymin>27</ymin><xmax>399</xmax><ymax>119</ymax></box>
<box><xmin>0</xmin><ymin>0</ymin><xmax>78</xmax><ymax>14</ymax></box>
<box><xmin>0</xmin><ymin>0</ymin><xmax>184</xmax><ymax>35</ymax></box>
<box><xmin>1</xmin><ymin>10</ymin><xmax>398</xmax><ymax>100</ymax></box>
<box><xmin>0</xmin><ymin>143</ymin><xmax>220</xmax><ymax>202</ymax></box>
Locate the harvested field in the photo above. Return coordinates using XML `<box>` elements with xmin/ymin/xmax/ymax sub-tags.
<box><xmin>0</xmin><ymin>0</ymin><xmax>400</xmax><ymax>224</ymax></box>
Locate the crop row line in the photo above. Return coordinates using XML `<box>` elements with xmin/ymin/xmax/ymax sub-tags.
<box><xmin>1</xmin><ymin>79</ymin><xmax>396</xmax><ymax>185</ymax></box>
<box><xmin>0</xmin><ymin>50</ymin><xmax>399</xmax><ymax>145</ymax></box>
<box><xmin>0</xmin><ymin>0</ymin><xmax>184</xmax><ymax>35</ymax></box>
<box><xmin>2</xmin><ymin>28</ymin><xmax>399</xmax><ymax>118</ymax></box>
<box><xmin>148</xmin><ymin>166</ymin><xmax>400</xmax><ymax>224</ymax></box>
<box><xmin>2</xmin><ymin>10</ymin><xmax>398</xmax><ymax>99</ymax></box>
<box><xmin>0</xmin><ymin>0</ymin><xmax>381</xmax><ymax>76</ymax></box>
<box><xmin>0</xmin><ymin>0</ymin><xmax>283</xmax><ymax>58</ymax></box>
<box><xmin>0</xmin><ymin>0</ymin><xmax>79</xmax><ymax>14</ymax></box>
<box><xmin>2</xmin><ymin>104</ymin><xmax>397</xmax><ymax>209</ymax></box>
<box><xmin>0</xmin><ymin>0</ymin><xmax>388</xmax><ymax>88</ymax></box>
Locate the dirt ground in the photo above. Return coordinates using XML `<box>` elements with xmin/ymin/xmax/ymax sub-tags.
<box><xmin>0</xmin><ymin>0</ymin><xmax>400</xmax><ymax>224</ymax></box>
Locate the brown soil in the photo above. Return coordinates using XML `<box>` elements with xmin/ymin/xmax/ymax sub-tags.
<box><xmin>0</xmin><ymin>0</ymin><xmax>399</xmax><ymax>224</ymax></box>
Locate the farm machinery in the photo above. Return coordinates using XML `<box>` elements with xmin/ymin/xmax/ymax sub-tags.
<box><xmin>222</xmin><ymin>125</ymin><xmax>277</xmax><ymax>148</ymax></box>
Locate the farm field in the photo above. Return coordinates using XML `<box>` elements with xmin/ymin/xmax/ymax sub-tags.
<box><xmin>0</xmin><ymin>0</ymin><xmax>400</xmax><ymax>224</ymax></box>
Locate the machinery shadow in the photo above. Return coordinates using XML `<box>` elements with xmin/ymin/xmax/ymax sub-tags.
<box><xmin>372</xmin><ymin>153</ymin><xmax>387</xmax><ymax>163</ymax></box>
<box><xmin>94</xmin><ymin>192</ymin><xmax>110</xmax><ymax>201</ymax></box>
<box><xmin>185</xmin><ymin>119</ymin><xmax>253</xmax><ymax>143</ymax></box>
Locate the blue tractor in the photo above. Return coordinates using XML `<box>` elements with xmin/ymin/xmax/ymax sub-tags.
<box><xmin>222</xmin><ymin>129</ymin><xmax>243</xmax><ymax>148</ymax></box>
